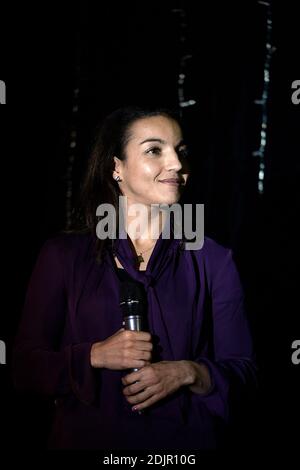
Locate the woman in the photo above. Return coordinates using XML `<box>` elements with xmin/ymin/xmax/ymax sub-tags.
<box><xmin>13</xmin><ymin>106</ymin><xmax>256</xmax><ymax>450</ymax></box>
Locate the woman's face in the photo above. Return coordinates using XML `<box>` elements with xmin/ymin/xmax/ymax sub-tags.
<box><xmin>114</xmin><ymin>115</ymin><xmax>190</xmax><ymax>206</ymax></box>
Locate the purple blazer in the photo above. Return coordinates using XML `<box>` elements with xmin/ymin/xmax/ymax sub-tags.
<box><xmin>13</xmin><ymin>231</ymin><xmax>256</xmax><ymax>449</ymax></box>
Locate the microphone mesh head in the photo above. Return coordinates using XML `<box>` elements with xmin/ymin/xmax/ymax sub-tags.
<box><xmin>119</xmin><ymin>280</ymin><xmax>145</xmax><ymax>302</ymax></box>
<box><xmin>119</xmin><ymin>281</ymin><xmax>147</xmax><ymax>317</ymax></box>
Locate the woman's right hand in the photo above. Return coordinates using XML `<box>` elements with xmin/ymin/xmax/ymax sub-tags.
<box><xmin>90</xmin><ymin>328</ymin><xmax>153</xmax><ymax>370</ymax></box>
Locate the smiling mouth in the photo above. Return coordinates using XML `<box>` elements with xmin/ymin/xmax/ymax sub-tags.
<box><xmin>158</xmin><ymin>179</ymin><xmax>184</xmax><ymax>187</ymax></box>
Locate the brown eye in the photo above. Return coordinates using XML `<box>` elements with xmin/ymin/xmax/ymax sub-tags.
<box><xmin>146</xmin><ymin>146</ymin><xmax>162</xmax><ymax>156</ymax></box>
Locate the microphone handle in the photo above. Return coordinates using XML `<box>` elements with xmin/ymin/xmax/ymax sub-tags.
<box><xmin>123</xmin><ymin>314</ymin><xmax>143</xmax><ymax>332</ymax></box>
<box><xmin>122</xmin><ymin>314</ymin><xmax>144</xmax><ymax>415</ymax></box>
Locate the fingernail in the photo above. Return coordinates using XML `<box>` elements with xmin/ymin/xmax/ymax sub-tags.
<box><xmin>132</xmin><ymin>406</ymin><xmax>138</xmax><ymax>412</ymax></box>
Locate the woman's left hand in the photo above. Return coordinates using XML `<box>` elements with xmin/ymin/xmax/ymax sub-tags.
<box><xmin>122</xmin><ymin>360</ymin><xmax>194</xmax><ymax>411</ymax></box>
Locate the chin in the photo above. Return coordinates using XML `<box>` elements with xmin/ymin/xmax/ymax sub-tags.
<box><xmin>159</xmin><ymin>196</ymin><xmax>180</xmax><ymax>205</ymax></box>
<box><xmin>146</xmin><ymin>191</ymin><xmax>181</xmax><ymax>206</ymax></box>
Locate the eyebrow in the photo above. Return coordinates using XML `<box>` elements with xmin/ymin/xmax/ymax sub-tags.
<box><xmin>139</xmin><ymin>138</ymin><xmax>186</xmax><ymax>148</ymax></box>
<box><xmin>140</xmin><ymin>138</ymin><xmax>167</xmax><ymax>145</ymax></box>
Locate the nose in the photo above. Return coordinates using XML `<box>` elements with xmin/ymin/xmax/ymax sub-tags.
<box><xmin>165</xmin><ymin>148</ymin><xmax>183</xmax><ymax>172</ymax></box>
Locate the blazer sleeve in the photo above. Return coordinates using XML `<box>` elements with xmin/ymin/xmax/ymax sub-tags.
<box><xmin>192</xmin><ymin>247</ymin><xmax>257</xmax><ymax>421</ymax></box>
<box><xmin>12</xmin><ymin>238</ymin><xmax>98</xmax><ymax>406</ymax></box>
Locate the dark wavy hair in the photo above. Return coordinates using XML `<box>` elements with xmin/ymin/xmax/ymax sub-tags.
<box><xmin>71</xmin><ymin>105</ymin><xmax>183</xmax><ymax>263</ymax></box>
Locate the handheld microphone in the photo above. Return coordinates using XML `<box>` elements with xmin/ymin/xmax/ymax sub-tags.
<box><xmin>119</xmin><ymin>281</ymin><xmax>148</xmax><ymax>415</ymax></box>
<box><xmin>119</xmin><ymin>281</ymin><xmax>147</xmax><ymax>372</ymax></box>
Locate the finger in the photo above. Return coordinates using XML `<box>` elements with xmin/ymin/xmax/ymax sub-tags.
<box><xmin>134</xmin><ymin>341</ymin><xmax>153</xmax><ymax>352</ymax></box>
<box><xmin>122</xmin><ymin>370</ymin><xmax>142</xmax><ymax>385</ymax></box>
<box><xmin>123</xmin><ymin>331</ymin><xmax>152</xmax><ymax>342</ymax></box>
<box><xmin>120</xmin><ymin>356</ymin><xmax>147</xmax><ymax>369</ymax></box>
<box><xmin>131</xmin><ymin>392</ymin><xmax>163</xmax><ymax>411</ymax></box>
<box><xmin>123</xmin><ymin>381</ymin><xmax>146</xmax><ymax>396</ymax></box>
<box><xmin>125</xmin><ymin>348</ymin><xmax>151</xmax><ymax>363</ymax></box>
<box><xmin>123</xmin><ymin>349</ymin><xmax>151</xmax><ymax>366</ymax></box>
<box><xmin>133</xmin><ymin>349</ymin><xmax>151</xmax><ymax>361</ymax></box>
<box><xmin>125</xmin><ymin>387</ymin><xmax>155</xmax><ymax>405</ymax></box>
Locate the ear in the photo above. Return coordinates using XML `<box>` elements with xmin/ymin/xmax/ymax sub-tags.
<box><xmin>113</xmin><ymin>156</ymin><xmax>123</xmax><ymax>179</ymax></box>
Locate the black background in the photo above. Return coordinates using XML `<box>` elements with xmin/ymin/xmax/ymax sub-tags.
<box><xmin>0</xmin><ymin>0</ymin><xmax>299</xmax><ymax>461</ymax></box>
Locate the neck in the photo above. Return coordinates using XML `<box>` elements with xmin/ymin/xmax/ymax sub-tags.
<box><xmin>121</xmin><ymin>197</ymin><xmax>167</xmax><ymax>248</ymax></box>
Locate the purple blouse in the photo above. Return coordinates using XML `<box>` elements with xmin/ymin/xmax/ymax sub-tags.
<box><xmin>12</xmin><ymin>231</ymin><xmax>256</xmax><ymax>450</ymax></box>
